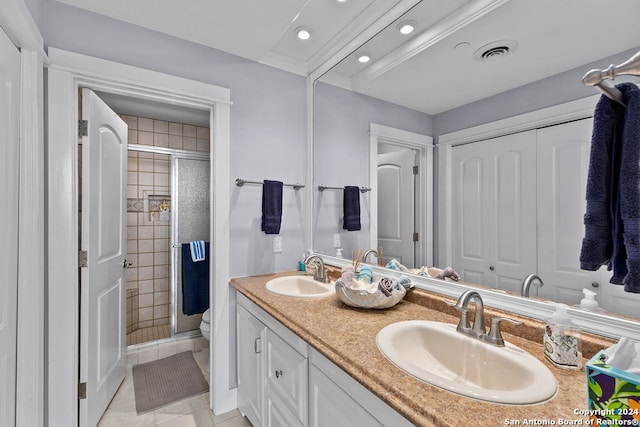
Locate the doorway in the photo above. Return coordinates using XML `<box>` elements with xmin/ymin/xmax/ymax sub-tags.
<box><xmin>121</xmin><ymin>112</ymin><xmax>211</xmax><ymax>346</ymax></box>
<box><xmin>47</xmin><ymin>48</ymin><xmax>234</xmax><ymax>427</ymax></box>
<box><xmin>377</xmin><ymin>143</ymin><xmax>418</xmax><ymax>267</ymax></box>
<box><xmin>368</xmin><ymin>123</ymin><xmax>434</xmax><ymax>269</ymax></box>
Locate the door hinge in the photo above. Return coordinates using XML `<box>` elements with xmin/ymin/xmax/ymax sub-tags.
<box><xmin>413</xmin><ymin>165</ymin><xmax>419</xmax><ymax>175</ymax></box>
<box><xmin>79</xmin><ymin>250</ymin><xmax>88</xmax><ymax>267</ymax></box>
<box><xmin>78</xmin><ymin>119</ymin><xmax>88</xmax><ymax>137</ymax></box>
<box><xmin>78</xmin><ymin>382</ymin><xmax>87</xmax><ymax>400</ymax></box>
<box><xmin>413</xmin><ymin>232</ymin><xmax>419</xmax><ymax>242</ymax></box>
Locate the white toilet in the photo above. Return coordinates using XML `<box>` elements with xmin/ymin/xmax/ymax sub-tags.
<box><xmin>199</xmin><ymin>308</ymin><xmax>211</xmax><ymax>341</ymax></box>
<box><xmin>199</xmin><ymin>309</ymin><xmax>211</xmax><ymax>374</ymax></box>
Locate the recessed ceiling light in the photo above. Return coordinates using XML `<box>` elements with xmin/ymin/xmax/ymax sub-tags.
<box><xmin>295</xmin><ymin>26</ymin><xmax>312</xmax><ymax>41</ymax></box>
<box><xmin>397</xmin><ymin>21</ymin><xmax>416</xmax><ymax>35</ymax></box>
<box><xmin>336</xmin><ymin>0</ymin><xmax>347</xmax><ymax>2</ymax></box>
<box><xmin>358</xmin><ymin>53</ymin><xmax>371</xmax><ymax>63</ymax></box>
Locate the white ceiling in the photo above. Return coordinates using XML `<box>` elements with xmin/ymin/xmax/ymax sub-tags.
<box><xmin>56</xmin><ymin>0</ymin><xmax>640</xmax><ymax>115</ymax></box>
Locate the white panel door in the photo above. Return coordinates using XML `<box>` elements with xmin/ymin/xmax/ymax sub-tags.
<box><xmin>488</xmin><ymin>131</ymin><xmax>537</xmax><ymax>293</ymax></box>
<box><xmin>537</xmin><ymin>119</ymin><xmax>596</xmax><ymax>303</ymax></box>
<box><xmin>537</xmin><ymin>118</ymin><xmax>640</xmax><ymax>315</ymax></box>
<box><xmin>79</xmin><ymin>88</ymin><xmax>128</xmax><ymax>427</ymax></box>
<box><xmin>0</xmin><ymin>26</ymin><xmax>20</xmax><ymax>427</ymax></box>
<box><xmin>451</xmin><ymin>131</ymin><xmax>537</xmax><ymax>291</ymax></box>
<box><xmin>378</xmin><ymin>148</ymin><xmax>416</xmax><ymax>266</ymax></box>
<box><xmin>451</xmin><ymin>142</ymin><xmax>492</xmax><ymax>285</ymax></box>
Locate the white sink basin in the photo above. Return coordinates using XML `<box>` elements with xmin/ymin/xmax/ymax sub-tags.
<box><xmin>376</xmin><ymin>320</ymin><xmax>557</xmax><ymax>405</ymax></box>
<box><xmin>265</xmin><ymin>276</ymin><xmax>335</xmax><ymax>298</ymax></box>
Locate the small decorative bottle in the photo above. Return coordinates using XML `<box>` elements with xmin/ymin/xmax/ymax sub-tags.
<box><xmin>543</xmin><ymin>303</ymin><xmax>582</xmax><ymax>369</ymax></box>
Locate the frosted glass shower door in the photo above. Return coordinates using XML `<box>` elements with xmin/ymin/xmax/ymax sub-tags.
<box><xmin>172</xmin><ymin>156</ymin><xmax>210</xmax><ymax>334</ymax></box>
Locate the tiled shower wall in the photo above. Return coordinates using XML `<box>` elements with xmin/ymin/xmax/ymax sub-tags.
<box><xmin>122</xmin><ymin>114</ymin><xmax>210</xmax><ymax>337</ymax></box>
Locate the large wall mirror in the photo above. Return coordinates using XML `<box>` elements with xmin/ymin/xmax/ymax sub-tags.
<box><xmin>311</xmin><ymin>0</ymin><xmax>640</xmax><ymax>333</ymax></box>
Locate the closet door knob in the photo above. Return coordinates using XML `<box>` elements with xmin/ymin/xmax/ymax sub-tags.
<box><xmin>591</xmin><ymin>282</ymin><xmax>600</xmax><ymax>288</ymax></box>
<box><xmin>122</xmin><ymin>259</ymin><xmax>133</xmax><ymax>269</ymax></box>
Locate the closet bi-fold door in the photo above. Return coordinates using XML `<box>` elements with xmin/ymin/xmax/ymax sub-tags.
<box><xmin>451</xmin><ymin>130</ymin><xmax>537</xmax><ymax>292</ymax></box>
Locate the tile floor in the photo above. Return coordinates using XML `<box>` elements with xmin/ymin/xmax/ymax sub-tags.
<box><xmin>127</xmin><ymin>325</ymin><xmax>172</xmax><ymax>346</ymax></box>
<box><xmin>98</xmin><ymin>349</ymin><xmax>252</xmax><ymax>427</ymax></box>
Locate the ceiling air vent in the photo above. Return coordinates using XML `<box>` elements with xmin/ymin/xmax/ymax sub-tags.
<box><xmin>473</xmin><ymin>40</ymin><xmax>518</xmax><ymax>62</ymax></box>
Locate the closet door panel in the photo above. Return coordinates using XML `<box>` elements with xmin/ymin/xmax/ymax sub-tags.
<box><xmin>488</xmin><ymin>131</ymin><xmax>537</xmax><ymax>293</ymax></box>
<box><xmin>451</xmin><ymin>143</ymin><xmax>494</xmax><ymax>286</ymax></box>
<box><xmin>537</xmin><ymin>119</ymin><xmax>596</xmax><ymax>303</ymax></box>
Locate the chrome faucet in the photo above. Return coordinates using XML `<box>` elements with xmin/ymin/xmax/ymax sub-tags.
<box><xmin>521</xmin><ymin>274</ymin><xmax>544</xmax><ymax>297</ymax></box>
<box><xmin>453</xmin><ymin>290</ymin><xmax>486</xmax><ymax>338</ymax></box>
<box><xmin>452</xmin><ymin>290</ymin><xmax>522</xmax><ymax>346</ymax></box>
<box><xmin>304</xmin><ymin>255</ymin><xmax>329</xmax><ymax>283</ymax></box>
<box><xmin>363</xmin><ymin>249</ymin><xmax>379</xmax><ymax>264</ymax></box>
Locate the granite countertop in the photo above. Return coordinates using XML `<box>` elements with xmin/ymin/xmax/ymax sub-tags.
<box><xmin>230</xmin><ymin>271</ymin><xmax>613</xmax><ymax>427</ymax></box>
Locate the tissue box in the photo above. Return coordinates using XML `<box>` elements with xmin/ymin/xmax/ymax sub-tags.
<box><xmin>586</xmin><ymin>350</ymin><xmax>640</xmax><ymax>424</ymax></box>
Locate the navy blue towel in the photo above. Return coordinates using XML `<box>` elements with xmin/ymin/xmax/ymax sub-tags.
<box><xmin>342</xmin><ymin>186</ymin><xmax>361</xmax><ymax>231</ymax></box>
<box><xmin>182</xmin><ymin>242</ymin><xmax>210</xmax><ymax>315</ymax></box>
<box><xmin>580</xmin><ymin>82</ymin><xmax>640</xmax><ymax>293</ymax></box>
<box><xmin>261</xmin><ymin>180</ymin><xmax>283</xmax><ymax>235</ymax></box>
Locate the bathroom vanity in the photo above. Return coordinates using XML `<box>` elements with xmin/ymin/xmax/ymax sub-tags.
<box><xmin>231</xmin><ymin>271</ymin><xmax>612</xmax><ymax>426</ymax></box>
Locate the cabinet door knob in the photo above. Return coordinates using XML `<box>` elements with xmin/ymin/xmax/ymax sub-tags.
<box><xmin>591</xmin><ymin>282</ymin><xmax>600</xmax><ymax>288</ymax></box>
<box><xmin>489</xmin><ymin>266</ymin><xmax>495</xmax><ymax>271</ymax></box>
<box><xmin>275</xmin><ymin>370</ymin><xmax>283</xmax><ymax>378</ymax></box>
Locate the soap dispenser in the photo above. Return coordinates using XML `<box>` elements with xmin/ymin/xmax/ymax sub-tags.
<box><xmin>543</xmin><ymin>303</ymin><xmax>582</xmax><ymax>369</ymax></box>
<box><xmin>574</xmin><ymin>288</ymin><xmax>606</xmax><ymax>313</ymax></box>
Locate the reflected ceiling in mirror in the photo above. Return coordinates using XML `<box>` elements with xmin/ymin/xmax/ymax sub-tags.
<box><xmin>321</xmin><ymin>0</ymin><xmax>640</xmax><ymax>115</ymax></box>
<box><xmin>312</xmin><ymin>0</ymin><xmax>640</xmax><ymax>327</ymax></box>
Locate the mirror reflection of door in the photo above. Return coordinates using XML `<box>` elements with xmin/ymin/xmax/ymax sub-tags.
<box><xmin>377</xmin><ymin>143</ymin><xmax>418</xmax><ymax>268</ymax></box>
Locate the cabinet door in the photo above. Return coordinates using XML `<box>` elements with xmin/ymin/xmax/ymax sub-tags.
<box><xmin>451</xmin><ymin>130</ymin><xmax>537</xmax><ymax>292</ymax></box>
<box><xmin>237</xmin><ymin>304</ymin><xmax>266</xmax><ymax>427</ymax></box>
<box><xmin>265</xmin><ymin>328</ymin><xmax>307</xmax><ymax>427</ymax></box>
<box><xmin>309</xmin><ymin>364</ymin><xmax>383</xmax><ymax>427</ymax></box>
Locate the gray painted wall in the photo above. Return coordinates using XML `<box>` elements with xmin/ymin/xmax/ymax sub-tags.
<box><xmin>42</xmin><ymin>0</ymin><xmax>307</xmax><ymax>277</ymax></box>
<box><xmin>313</xmin><ymin>81</ymin><xmax>432</xmax><ymax>256</ymax></box>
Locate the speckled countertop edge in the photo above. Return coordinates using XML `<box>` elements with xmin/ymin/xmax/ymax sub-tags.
<box><xmin>230</xmin><ymin>271</ymin><xmax>616</xmax><ymax>427</ymax></box>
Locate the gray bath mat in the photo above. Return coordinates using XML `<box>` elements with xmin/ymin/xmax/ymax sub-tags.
<box><xmin>132</xmin><ymin>351</ymin><xmax>208</xmax><ymax>414</ymax></box>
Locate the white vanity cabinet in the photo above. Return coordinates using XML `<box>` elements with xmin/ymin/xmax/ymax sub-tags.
<box><xmin>264</xmin><ymin>328</ymin><xmax>308</xmax><ymax>427</ymax></box>
<box><xmin>236</xmin><ymin>292</ymin><xmax>413</xmax><ymax>427</ymax></box>
<box><xmin>237</xmin><ymin>304</ymin><xmax>266</xmax><ymax>427</ymax></box>
<box><xmin>308</xmin><ymin>348</ymin><xmax>413</xmax><ymax>427</ymax></box>
<box><xmin>237</xmin><ymin>294</ymin><xmax>308</xmax><ymax>427</ymax></box>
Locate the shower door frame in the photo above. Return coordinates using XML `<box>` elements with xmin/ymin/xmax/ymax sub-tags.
<box><xmin>171</xmin><ymin>152</ymin><xmax>211</xmax><ymax>335</ymax></box>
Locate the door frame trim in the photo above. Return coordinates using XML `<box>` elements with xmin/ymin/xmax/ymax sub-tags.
<box><xmin>369</xmin><ymin>123</ymin><xmax>433</xmax><ymax>267</ymax></box>
<box><xmin>47</xmin><ymin>48</ymin><xmax>233</xmax><ymax>426</ymax></box>
<box><xmin>0</xmin><ymin>1</ymin><xmax>46</xmax><ymax>425</ymax></box>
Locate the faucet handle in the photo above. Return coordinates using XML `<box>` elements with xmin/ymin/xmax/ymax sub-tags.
<box><xmin>485</xmin><ymin>317</ymin><xmax>523</xmax><ymax>346</ymax></box>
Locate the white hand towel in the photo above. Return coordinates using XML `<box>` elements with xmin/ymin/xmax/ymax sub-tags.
<box><xmin>189</xmin><ymin>241</ymin><xmax>206</xmax><ymax>262</ymax></box>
